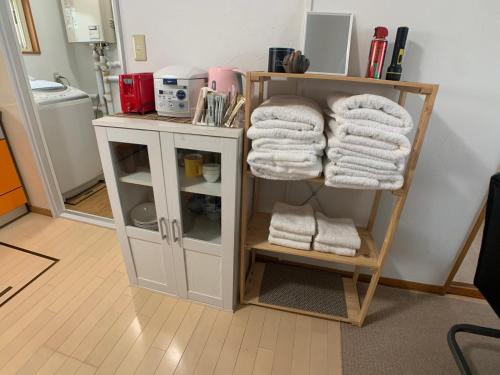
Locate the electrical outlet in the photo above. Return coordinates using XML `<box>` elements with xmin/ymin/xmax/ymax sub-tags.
<box><xmin>132</xmin><ymin>34</ymin><xmax>147</xmax><ymax>61</ymax></box>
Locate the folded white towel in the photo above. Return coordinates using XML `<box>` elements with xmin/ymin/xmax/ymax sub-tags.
<box><xmin>327</xmin><ymin>94</ymin><xmax>413</xmax><ymax>134</ymax></box>
<box><xmin>324</xmin><ymin>162</ymin><xmax>404</xmax><ymax>190</ymax></box>
<box><xmin>313</xmin><ymin>241</ymin><xmax>356</xmax><ymax>257</ymax></box>
<box><xmin>251</xmin><ymin>135</ymin><xmax>326</xmax><ymax>155</ymax></box>
<box><xmin>269</xmin><ymin>234</ymin><xmax>311</xmax><ymax>250</ymax></box>
<box><xmin>327</xmin><ymin>154</ymin><xmax>405</xmax><ymax>173</ymax></box>
<box><xmin>271</xmin><ymin>202</ymin><xmax>316</xmax><ymax>236</ymax></box>
<box><xmin>315</xmin><ymin>212</ymin><xmax>361</xmax><ymax>249</ymax></box>
<box><xmin>328</xmin><ymin>118</ymin><xmax>411</xmax><ymax>155</ymax></box>
<box><xmin>269</xmin><ymin>226</ymin><xmax>312</xmax><ymax>243</ymax></box>
<box><xmin>247</xmin><ymin>150</ymin><xmax>320</xmax><ymax>168</ymax></box>
<box><xmin>326</xmin><ymin>129</ymin><xmax>409</xmax><ymax>162</ymax></box>
<box><xmin>251</xmin><ymin>95</ymin><xmax>324</xmax><ymax>132</ymax></box>
<box><xmin>250</xmin><ymin>165</ymin><xmax>322</xmax><ymax>180</ymax></box>
<box><xmin>248</xmin><ymin>126</ymin><xmax>324</xmax><ymax>142</ymax></box>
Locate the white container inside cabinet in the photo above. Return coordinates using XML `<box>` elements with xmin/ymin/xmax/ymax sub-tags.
<box><xmin>94</xmin><ymin>117</ymin><xmax>242</xmax><ymax>310</ymax></box>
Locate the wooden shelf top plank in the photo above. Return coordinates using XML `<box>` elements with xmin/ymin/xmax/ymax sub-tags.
<box><xmin>246</xmin><ymin>212</ymin><xmax>379</xmax><ymax>269</ymax></box>
<box><xmin>249</xmin><ymin>71</ymin><xmax>438</xmax><ymax>93</ymax></box>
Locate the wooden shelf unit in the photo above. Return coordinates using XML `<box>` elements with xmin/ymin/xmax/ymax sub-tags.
<box><xmin>239</xmin><ymin>71</ymin><xmax>439</xmax><ymax>326</ymax></box>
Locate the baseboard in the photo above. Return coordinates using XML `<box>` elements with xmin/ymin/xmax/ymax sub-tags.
<box><xmin>255</xmin><ymin>254</ymin><xmax>446</xmax><ymax>295</ymax></box>
<box><xmin>447</xmin><ymin>282</ymin><xmax>484</xmax><ymax>299</ymax></box>
<box><xmin>28</xmin><ymin>205</ymin><xmax>53</xmax><ymax>217</ymax></box>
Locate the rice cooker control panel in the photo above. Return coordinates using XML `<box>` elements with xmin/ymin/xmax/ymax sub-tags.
<box><xmin>156</xmin><ymin>84</ymin><xmax>189</xmax><ymax>114</ymax></box>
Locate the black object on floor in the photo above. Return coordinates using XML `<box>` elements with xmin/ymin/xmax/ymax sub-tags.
<box><xmin>259</xmin><ymin>262</ymin><xmax>347</xmax><ymax>317</ymax></box>
<box><xmin>449</xmin><ymin>172</ymin><xmax>500</xmax><ymax>374</ymax></box>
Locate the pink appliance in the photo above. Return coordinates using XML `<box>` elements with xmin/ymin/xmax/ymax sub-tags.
<box><xmin>207</xmin><ymin>67</ymin><xmax>245</xmax><ymax>95</ymax></box>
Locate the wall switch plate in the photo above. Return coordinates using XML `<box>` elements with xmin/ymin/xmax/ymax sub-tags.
<box><xmin>132</xmin><ymin>34</ymin><xmax>147</xmax><ymax>61</ymax></box>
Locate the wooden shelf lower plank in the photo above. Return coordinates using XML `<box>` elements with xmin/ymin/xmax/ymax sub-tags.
<box><xmin>246</xmin><ymin>212</ymin><xmax>379</xmax><ymax>269</ymax></box>
<box><xmin>243</xmin><ymin>261</ymin><xmax>361</xmax><ymax>324</ymax></box>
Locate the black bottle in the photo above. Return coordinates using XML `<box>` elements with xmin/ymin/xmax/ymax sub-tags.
<box><xmin>386</xmin><ymin>27</ymin><xmax>409</xmax><ymax>81</ymax></box>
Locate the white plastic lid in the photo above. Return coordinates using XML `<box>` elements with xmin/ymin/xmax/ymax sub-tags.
<box><xmin>154</xmin><ymin>65</ymin><xmax>208</xmax><ymax>80</ymax></box>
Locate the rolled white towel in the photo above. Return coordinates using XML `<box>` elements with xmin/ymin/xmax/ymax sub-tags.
<box><xmin>251</xmin><ymin>95</ymin><xmax>324</xmax><ymax>132</ymax></box>
<box><xmin>315</xmin><ymin>212</ymin><xmax>361</xmax><ymax>249</ymax></box>
<box><xmin>269</xmin><ymin>226</ymin><xmax>312</xmax><ymax>243</ymax></box>
<box><xmin>251</xmin><ymin>135</ymin><xmax>326</xmax><ymax>156</ymax></box>
<box><xmin>269</xmin><ymin>234</ymin><xmax>311</xmax><ymax>250</ymax></box>
<box><xmin>248</xmin><ymin>126</ymin><xmax>324</xmax><ymax>142</ymax></box>
<box><xmin>324</xmin><ymin>162</ymin><xmax>404</xmax><ymax>190</ymax></box>
<box><xmin>271</xmin><ymin>202</ymin><xmax>316</xmax><ymax>236</ymax></box>
<box><xmin>247</xmin><ymin>150</ymin><xmax>320</xmax><ymax>168</ymax></box>
<box><xmin>313</xmin><ymin>241</ymin><xmax>356</xmax><ymax>257</ymax></box>
<box><xmin>328</xmin><ymin>118</ymin><xmax>411</xmax><ymax>155</ymax></box>
<box><xmin>327</xmin><ymin>153</ymin><xmax>405</xmax><ymax>173</ymax></box>
<box><xmin>327</xmin><ymin>94</ymin><xmax>413</xmax><ymax>134</ymax></box>
<box><xmin>250</xmin><ymin>165</ymin><xmax>322</xmax><ymax>180</ymax></box>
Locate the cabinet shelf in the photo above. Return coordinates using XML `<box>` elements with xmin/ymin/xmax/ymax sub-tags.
<box><xmin>184</xmin><ymin>214</ymin><xmax>221</xmax><ymax>244</ymax></box>
<box><xmin>119</xmin><ymin>170</ymin><xmax>152</xmax><ymax>186</ymax></box>
<box><xmin>246</xmin><ymin>212</ymin><xmax>379</xmax><ymax>269</ymax></box>
<box><xmin>179</xmin><ymin>168</ymin><xmax>221</xmax><ymax>197</ymax></box>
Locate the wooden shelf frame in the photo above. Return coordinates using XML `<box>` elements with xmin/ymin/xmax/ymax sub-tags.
<box><xmin>239</xmin><ymin>71</ymin><xmax>439</xmax><ymax>326</ymax></box>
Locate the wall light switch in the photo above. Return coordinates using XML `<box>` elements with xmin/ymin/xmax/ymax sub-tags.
<box><xmin>132</xmin><ymin>34</ymin><xmax>147</xmax><ymax>61</ymax></box>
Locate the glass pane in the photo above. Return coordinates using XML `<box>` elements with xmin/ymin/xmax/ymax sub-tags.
<box><xmin>110</xmin><ymin>142</ymin><xmax>158</xmax><ymax>232</ymax></box>
<box><xmin>176</xmin><ymin>148</ymin><xmax>221</xmax><ymax>244</ymax></box>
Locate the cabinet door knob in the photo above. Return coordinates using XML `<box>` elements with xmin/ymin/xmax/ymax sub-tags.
<box><xmin>171</xmin><ymin>219</ymin><xmax>179</xmax><ymax>242</ymax></box>
<box><xmin>159</xmin><ymin>217</ymin><xmax>168</xmax><ymax>241</ymax></box>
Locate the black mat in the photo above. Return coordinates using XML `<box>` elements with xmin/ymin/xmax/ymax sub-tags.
<box><xmin>259</xmin><ymin>262</ymin><xmax>347</xmax><ymax>317</ymax></box>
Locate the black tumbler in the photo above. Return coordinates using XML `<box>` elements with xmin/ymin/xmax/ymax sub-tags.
<box><xmin>268</xmin><ymin>47</ymin><xmax>295</xmax><ymax>73</ymax></box>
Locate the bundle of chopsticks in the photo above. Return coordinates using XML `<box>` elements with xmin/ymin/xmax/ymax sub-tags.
<box><xmin>192</xmin><ymin>87</ymin><xmax>245</xmax><ymax>127</ymax></box>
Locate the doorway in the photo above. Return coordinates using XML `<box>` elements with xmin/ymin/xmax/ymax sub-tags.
<box><xmin>5</xmin><ymin>0</ymin><xmax>126</xmax><ymax>224</ymax></box>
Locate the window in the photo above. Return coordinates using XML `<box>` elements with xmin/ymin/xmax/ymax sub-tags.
<box><xmin>9</xmin><ymin>0</ymin><xmax>40</xmax><ymax>54</ymax></box>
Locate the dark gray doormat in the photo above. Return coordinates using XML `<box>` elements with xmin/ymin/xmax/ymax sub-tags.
<box><xmin>259</xmin><ymin>262</ymin><xmax>347</xmax><ymax>317</ymax></box>
<box><xmin>342</xmin><ymin>283</ymin><xmax>500</xmax><ymax>375</ymax></box>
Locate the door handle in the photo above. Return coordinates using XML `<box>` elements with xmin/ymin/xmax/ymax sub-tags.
<box><xmin>159</xmin><ymin>217</ymin><xmax>168</xmax><ymax>241</ymax></box>
<box><xmin>171</xmin><ymin>219</ymin><xmax>179</xmax><ymax>243</ymax></box>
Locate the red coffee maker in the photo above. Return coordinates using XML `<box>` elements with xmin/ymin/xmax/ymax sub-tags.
<box><xmin>119</xmin><ymin>73</ymin><xmax>155</xmax><ymax>114</ymax></box>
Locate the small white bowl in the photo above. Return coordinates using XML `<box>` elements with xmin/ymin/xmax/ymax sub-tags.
<box><xmin>203</xmin><ymin>163</ymin><xmax>220</xmax><ymax>183</ymax></box>
<box><xmin>130</xmin><ymin>202</ymin><xmax>157</xmax><ymax>225</ymax></box>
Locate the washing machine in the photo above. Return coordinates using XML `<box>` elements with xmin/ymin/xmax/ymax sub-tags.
<box><xmin>32</xmin><ymin>83</ymin><xmax>103</xmax><ymax>199</ymax></box>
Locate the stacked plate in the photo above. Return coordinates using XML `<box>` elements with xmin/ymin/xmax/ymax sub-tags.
<box><xmin>130</xmin><ymin>202</ymin><xmax>158</xmax><ymax>231</ymax></box>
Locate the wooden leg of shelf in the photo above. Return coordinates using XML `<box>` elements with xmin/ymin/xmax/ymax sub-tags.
<box><xmin>357</xmin><ymin>270</ymin><xmax>381</xmax><ymax>326</ymax></box>
<box><xmin>353</xmin><ymin>266</ymin><xmax>361</xmax><ymax>285</ymax></box>
<box><xmin>367</xmin><ymin>191</ymin><xmax>382</xmax><ymax>232</ymax></box>
<box><xmin>252</xmin><ymin>177</ymin><xmax>260</xmax><ymax>215</ymax></box>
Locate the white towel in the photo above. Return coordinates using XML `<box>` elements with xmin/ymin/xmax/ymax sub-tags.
<box><xmin>248</xmin><ymin>126</ymin><xmax>324</xmax><ymax>142</ymax></box>
<box><xmin>328</xmin><ymin>154</ymin><xmax>405</xmax><ymax>173</ymax></box>
<box><xmin>324</xmin><ymin>162</ymin><xmax>404</xmax><ymax>190</ymax></box>
<box><xmin>247</xmin><ymin>150</ymin><xmax>320</xmax><ymax>168</ymax></box>
<box><xmin>270</xmin><ymin>202</ymin><xmax>316</xmax><ymax>236</ymax></box>
<box><xmin>326</xmin><ymin>129</ymin><xmax>409</xmax><ymax>162</ymax></box>
<box><xmin>269</xmin><ymin>234</ymin><xmax>311</xmax><ymax>250</ymax></box>
<box><xmin>269</xmin><ymin>227</ymin><xmax>312</xmax><ymax>243</ymax></box>
<box><xmin>313</xmin><ymin>241</ymin><xmax>356</xmax><ymax>257</ymax></box>
<box><xmin>250</xmin><ymin>165</ymin><xmax>322</xmax><ymax>180</ymax></box>
<box><xmin>328</xmin><ymin>118</ymin><xmax>411</xmax><ymax>155</ymax></box>
<box><xmin>251</xmin><ymin>135</ymin><xmax>326</xmax><ymax>155</ymax></box>
<box><xmin>314</xmin><ymin>212</ymin><xmax>361</xmax><ymax>249</ymax></box>
<box><xmin>251</xmin><ymin>95</ymin><xmax>324</xmax><ymax>132</ymax></box>
<box><xmin>327</xmin><ymin>94</ymin><xmax>413</xmax><ymax>134</ymax></box>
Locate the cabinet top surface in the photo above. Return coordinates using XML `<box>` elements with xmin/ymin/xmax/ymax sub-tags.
<box><xmin>93</xmin><ymin>115</ymin><xmax>243</xmax><ymax>139</ymax></box>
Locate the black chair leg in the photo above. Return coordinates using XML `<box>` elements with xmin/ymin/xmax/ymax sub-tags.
<box><xmin>448</xmin><ymin>323</ymin><xmax>500</xmax><ymax>375</ymax></box>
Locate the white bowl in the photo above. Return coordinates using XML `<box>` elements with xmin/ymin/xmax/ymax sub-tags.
<box><xmin>130</xmin><ymin>202</ymin><xmax>157</xmax><ymax>225</ymax></box>
<box><xmin>203</xmin><ymin>163</ymin><xmax>220</xmax><ymax>183</ymax></box>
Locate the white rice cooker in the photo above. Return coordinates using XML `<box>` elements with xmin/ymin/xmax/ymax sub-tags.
<box><xmin>154</xmin><ymin>65</ymin><xmax>207</xmax><ymax>117</ymax></box>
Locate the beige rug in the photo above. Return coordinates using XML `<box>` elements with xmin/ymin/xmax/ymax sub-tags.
<box><xmin>342</xmin><ymin>284</ymin><xmax>500</xmax><ymax>375</ymax></box>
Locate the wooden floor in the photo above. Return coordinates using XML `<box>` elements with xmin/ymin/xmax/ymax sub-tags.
<box><xmin>0</xmin><ymin>214</ymin><xmax>342</xmax><ymax>375</ymax></box>
<box><xmin>64</xmin><ymin>187</ymin><xmax>113</xmax><ymax>219</ymax></box>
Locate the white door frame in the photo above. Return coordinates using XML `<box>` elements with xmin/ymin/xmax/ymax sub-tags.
<box><xmin>0</xmin><ymin>0</ymin><xmax>127</xmax><ymax>229</ymax></box>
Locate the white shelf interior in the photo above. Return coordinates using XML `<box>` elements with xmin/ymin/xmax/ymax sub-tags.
<box><xmin>119</xmin><ymin>170</ymin><xmax>152</xmax><ymax>186</ymax></box>
<box><xmin>179</xmin><ymin>167</ymin><xmax>221</xmax><ymax>197</ymax></box>
<box><xmin>184</xmin><ymin>214</ymin><xmax>221</xmax><ymax>244</ymax></box>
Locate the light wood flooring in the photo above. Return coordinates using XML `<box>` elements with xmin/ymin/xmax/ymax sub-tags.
<box><xmin>64</xmin><ymin>187</ymin><xmax>113</xmax><ymax>219</ymax></box>
<box><xmin>0</xmin><ymin>214</ymin><xmax>342</xmax><ymax>375</ymax></box>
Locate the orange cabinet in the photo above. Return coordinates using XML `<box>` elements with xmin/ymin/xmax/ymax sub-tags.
<box><xmin>0</xmin><ymin>139</ymin><xmax>27</xmax><ymax>215</ymax></box>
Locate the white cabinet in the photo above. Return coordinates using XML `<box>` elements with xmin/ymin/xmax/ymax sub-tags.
<box><xmin>94</xmin><ymin>118</ymin><xmax>242</xmax><ymax>310</ymax></box>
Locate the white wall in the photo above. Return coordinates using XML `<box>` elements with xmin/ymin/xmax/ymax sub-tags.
<box><xmin>118</xmin><ymin>0</ymin><xmax>500</xmax><ymax>285</ymax></box>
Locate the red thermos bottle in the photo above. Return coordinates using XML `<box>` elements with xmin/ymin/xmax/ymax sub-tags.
<box><xmin>366</xmin><ymin>26</ymin><xmax>388</xmax><ymax>79</ymax></box>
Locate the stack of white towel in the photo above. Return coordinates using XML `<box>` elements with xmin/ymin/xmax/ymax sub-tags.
<box><xmin>247</xmin><ymin>95</ymin><xmax>326</xmax><ymax>180</ymax></box>
<box><xmin>268</xmin><ymin>202</ymin><xmax>315</xmax><ymax>250</ymax></box>
<box><xmin>268</xmin><ymin>202</ymin><xmax>361</xmax><ymax>256</ymax></box>
<box><xmin>324</xmin><ymin>94</ymin><xmax>413</xmax><ymax>190</ymax></box>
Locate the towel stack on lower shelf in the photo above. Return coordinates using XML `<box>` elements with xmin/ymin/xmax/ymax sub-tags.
<box><xmin>324</xmin><ymin>94</ymin><xmax>413</xmax><ymax>190</ymax></box>
<box><xmin>268</xmin><ymin>202</ymin><xmax>315</xmax><ymax>250</ymax></box>
<box><xmin>247</xmin><ymin>95</ymin><xmax>325</xmax><ymax>180</ymax></box>
<box><xmin>268</xmin><ymin>202</ymin><xmax>361</xmax><ymax>256</ymax></box>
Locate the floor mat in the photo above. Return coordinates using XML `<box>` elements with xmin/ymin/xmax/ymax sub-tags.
<box><xmin>342</xmin><ymin>283</ymin><xmax>500</xmax><ymax>375</ymax></box>
<box><xmin>0</xmin><ymin>242</ymin><xmax>58</xmax><ymax>306</ymax></box>
<box><xmin>259</xmin><ymin>262</ymin><xmax>347</xmax><ymax>317</ymax></box>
